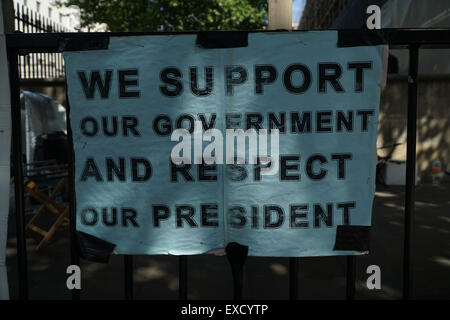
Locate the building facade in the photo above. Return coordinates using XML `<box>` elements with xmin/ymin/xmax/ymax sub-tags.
<box><xmin>298</xmin><ymin>0</ymin><xmax>450</xmax><ymax>182</ymax></box>
<box><xmin>14</xmin><ymin>0</ymin><xmax>80</xmax><ymax>31</ymax></box>
<box><xmin>299</xmin><ymin>0</ymin><xmax>352</xmax><ymax>29</ymax></box>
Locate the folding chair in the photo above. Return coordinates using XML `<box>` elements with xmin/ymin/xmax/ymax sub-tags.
<box><xmin>22</xmin><ymin>161</ymin><xmax>69</xmax><ymax>250</ymax></box>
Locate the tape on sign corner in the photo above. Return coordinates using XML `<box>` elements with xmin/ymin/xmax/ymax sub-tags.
<box><xmin>337</xmin><ymin>29</ymin><xmax>387</xmax><ymax>48</ymax></box>
<box><xmin>333</xmin><ymin>225</ymin><xmax>371</xmax><ymax>252</ymax></box>
<box><xmin>76</xmin><ymin>231</ymin><xmax>116</xmax><ymax>263</ymax></box>
<box><xmin>196</xmin><ymin>31</ymin><xmax>248</xmax><ymax>49</ymax></box>
<box><xmin>225</xmin><ymin>242</ymin><xmax>249</xmax><ymax>264</ymax></box>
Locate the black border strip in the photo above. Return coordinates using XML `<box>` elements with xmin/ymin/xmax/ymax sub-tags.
<box><xmin>334</xmin><ymin>225</ymin><xmax>371</xmax><ymax>252</ymax></box>
<box><xmin>6</xmin><ymin>28</ymin><xmax>450</xmax><ymax>54</ymax></box>
<box><xmin>196</xmin><ymin>31</ymin><xmax>248</xmax><ymax>48</ymax></box>
<box><xmin>76</xmin><ymin>231</ymin><xmax>116</xmax><ymax>263</ymax></box>
<box><xmin>337</xmin><ymin>29</ymin><xmax>387</xmax><ymax>47</ymax></box>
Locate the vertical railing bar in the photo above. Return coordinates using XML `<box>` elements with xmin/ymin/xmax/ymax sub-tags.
<box><xmin>24</xmin><ymin>7</ymin><xmax>28</xmax><ymax>34</ymax></box>
<box><xmin>54</xmin><ymin>23</ymin><xmax>57</xmax><ymax>77</ymax></box>
<box><xmin>60</xmin><ymin>50</ymin><xmax>64</xmax><ymax>77</ymax></box>
<box><xmin>45</xmin><ymin>23</ymin><xmax>48</xmax><ymax>78</ymax></box>
<box><xmin>64</xmin><ymin>82</ymin><xmax>80</xmax><ymax>300</ymax></box>
<box><xmin>59</xmin><ymin>23</ymin><xmax>63</xmax><ymax>76</ymax></box>
<box><xmin>7</xmin><ymin>48</ymin><xmax>29</xmax><ymax>300</ymax></box>
<box><xmin>48</xmin><ymin>21</ymin><xmax>56</xmax><ymax>78</ymax></box>
<box><xmin>36</xmin><ymin>11</ymin><xmax>40</xmax><ymax>77</ymax></box>
<box><xmin>52</xmin><ymin>22</ymin><xmax>55</xmax><ymax>78</ymax></box>
<box><xmin>14</xmin><ymin>3</ymin><xmax>18</xmax><ymax>30</ymax></box>
<box><xmin>36</xmin><ymin>13</ymin><xmax>39</xmax><ymax>78</ymax></box>
<box><xmin>16</xmin><ymin>4</ymin><xmax>21</xmax><ymax>79</ymax></box>
<box><xmin>25</xmin><ymin>8</ymin><xmax>29</xmax><ymax>33</ymax></box>
<box><xmin>32</xmin><ymin>10</ymin><xmax>36</xmax><ymax>78</ymax></box>
<box><xmin>225</xmin><ymin>243</ymin><xmax>247</xmax><ymax>301</ymax></box>
<box><xmin>57</xmin><ymin>23</ymin><xmax>60</xmax><ymax>77</ymax></box>
<box><xmin>49</xmin><ymin>19</ymin><xmax>52</xmax><ymax>77</ymax></box>
<box><xmin>403</xmin><ymin>44</ymin><xmax>419</xmax><ymax>300</ymax></box>
<box><xmin>31</xmin><ymin>10</ymin><xmax>35</xmax><ymax>78</ymax></box>
<box><xmin>346</xmin><ymin>256</ymin><xmax>356</xmax><ymax>300</ymax></box>
<box><xmin>39</xmin><ymin>13</ymin><xmax>43</xmax><ymax>78</ymax></box>
<box><xmin>124</xmin><ymin>255</ymin><xmax>134</xmax><ymax>300</ymax></box>
<box><xmin>24</xmin><ymin>8</ymin><xmax>29</xmax><ymax>79</ymax></box>
<box><xmin>289</xmin><ymin>257</ymin><xmax>298</xmax><ymax>300</ymax></box>
<box><xmin>19</xmin><ymin>5</ymin><xmax>24</xmax><ymax>79</ymax></box>
<box><xmin>34</xmin><ymin>11</ymin><xmax>37</xmax><ymax>77</ymax></box>
<box><xmin>26</xmin><ymin>8</ymin><xmax>33</xmax><ymax>78</ymax></box>
<box><xmin>26</xmin><ymin>55</ymin><xmax>29</xmax><ymax>79</ymax></box>
<box><xmin>57</xmin><ymin>46</ymin><xmax>61</xmax><ymax>77</ymax></box>
<box><xmin>179</xmin><ymin>255</ymin><xmax>187</xmax><ymax>300</ymax></box>
<box><xmin>45</xmin><ymin>17</ymin><xmax>49</xmax><ymax>78</ymax></box>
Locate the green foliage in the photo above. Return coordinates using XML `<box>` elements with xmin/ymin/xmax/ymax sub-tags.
<box><xmin>56</xmin><ymin>0</ymin><xmax>268</xmax><ymax>32</ymax></box>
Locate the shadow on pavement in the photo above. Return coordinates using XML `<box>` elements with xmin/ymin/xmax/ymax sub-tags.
<box><xmin>5</xmin><ymin>183</ymin><xmax>450</xmax><ymax>299</ymax></box>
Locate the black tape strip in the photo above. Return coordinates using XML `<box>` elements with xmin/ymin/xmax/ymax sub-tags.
<box><xmin>76</xmin><ymin>231</ymin><xmax>116</xmax><ymax>263</ymax></box>
<box><xmin>226</xmin><ymin>242</ymin><xmax>248</xmax><ymax>264</ymax></box>
<box><xmin>196</xmin><ymin>31</ymin><xmax>248</xmax><ymax>49</ymax></box>
<box><xmin>334</xmin><ymin>225</ymin><xmax>371</xmax><ymax>251</ymax></box>
<box><xmin>61</xmin><ymin>36</ymin><xmax>110</xmax><ymax>51</ymax></box>
<box><xmin>337</xmin><ymin>29</ymin><xmax>387</xmax><ymax>47</ymax></box>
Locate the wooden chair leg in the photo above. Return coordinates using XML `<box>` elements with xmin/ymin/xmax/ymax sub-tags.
<box><xmin>25</xmin><ymin>187</ymin><xmax>55</xmax><ymax>230</ymax></box>
<box><xmin>36</xmin><ymin>208</ymin><xmax>69</xmax><ymax>250</ymax></box>
<box><xmin>25</xmin><ymin>180</ymin><xmax>66</xmax><ymax>215</ymax></box>
<box><xmin>24</xmin><ymin>177</ymin><xmax>70</xmax><ymax>249</ymax></box>
<box><xmin>26</xmin><ymin>203</ymin><xmax>47</xmax><ymax>230</ymax></box>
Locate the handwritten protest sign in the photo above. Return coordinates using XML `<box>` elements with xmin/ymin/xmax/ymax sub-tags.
<box><xmin>64</xmin><ymin>31</ymin><xmax>383</xmax><ymax>256</ymax></box>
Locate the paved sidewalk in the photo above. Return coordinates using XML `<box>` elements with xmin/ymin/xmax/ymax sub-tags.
<box><xmin>5</xmin><ymin>183</ymin><xmax>450</xmax><ymax>299</ymax></box>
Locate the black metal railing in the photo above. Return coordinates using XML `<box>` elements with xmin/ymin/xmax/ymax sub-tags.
<box><xmin>5</xmin><ymin>29</ymin><xmax>450</xmax><ymax>300</ymax></box>
<box><xmin>14</xmin><ymin>4</ymin><xmax>69</xmax><ymax>80</ymax></box>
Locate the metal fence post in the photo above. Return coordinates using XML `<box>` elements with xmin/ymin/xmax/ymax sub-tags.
<box><xmin>64</xmin><ymin>93</ymin><xmax>80</xmax><ymax>300</ymax></box>
<box><xmin>403</xmin><ymin>44</ymin><xmax>419</xmax><ymax>300</ymax></box>
<box><xmin>7</xmin><ymin>48</ymin><xmax>28</xmax><ymax>300</ymax></box>
<box><xmin>289</xmin><ymin>257</ymin><xmax>298</xmax><ymax>300</ymax></box>
<box><xmin>124</xmin><ymin>255</ymin><xmax>133</xmax><ymax>300</ymax></box>
<box><xmin>226</xmin><ymin>242</ymin><xmax>248</xmax><ymax>300</ymax></box>
<box><xmin>346</xmin><ymin>256</ymin><xmax>356</xmax><ymax>300</ymax></box>
<box><xmin>179</xmin><ymin>255</ymin><xmax>187</xmax><ymax>300</ymax></box>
